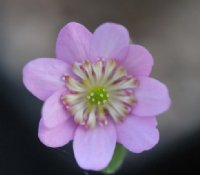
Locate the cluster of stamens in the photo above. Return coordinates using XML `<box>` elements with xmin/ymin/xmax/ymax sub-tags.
<box><xmin>61</xmin><ymin>59</ymin><xmax>137</xmax><ymax>128</ymax></box>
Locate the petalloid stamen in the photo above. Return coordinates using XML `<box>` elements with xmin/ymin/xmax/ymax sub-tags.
<box><xmin>61</xmin><ymin>59</ymin><xmax>136</xmax><ymax>128</ymax></box>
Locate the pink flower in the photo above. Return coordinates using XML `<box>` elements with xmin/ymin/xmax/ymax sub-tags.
<box><xmin>23</xmin><ymin>22</ymin><xmax>171</xmax><ymax>171</ymax></box>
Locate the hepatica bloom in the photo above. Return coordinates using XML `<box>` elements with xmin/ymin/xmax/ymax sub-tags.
<box><xmin>23</xmin><ymin>22</ymin><xmax>171</xmax><ymax>171</ymax></box>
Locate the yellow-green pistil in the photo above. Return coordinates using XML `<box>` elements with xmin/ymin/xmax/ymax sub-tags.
<box><xmin>87</xmin><ymin>86</ymin><xmax>109</xmax><ymax>105</ymax></box>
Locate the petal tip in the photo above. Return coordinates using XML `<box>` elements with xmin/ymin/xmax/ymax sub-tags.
<box><xmin>134</xmin><ymin>77</ymin><xmax>171</xmax><ymax>116</ymax></box>
<box><xmin>73</xmin><ymin>124</ymin><xmax>116</xmax><ymax>171</ymax></box>
<box><xmin>56</xmin><ymin>22</ymin><xmax>92</xmax><ymax>64</ymax></box>
<box><xmin>38</xmin><ymin>118</ymin><xmax>75</xmax><ymax>148</ymax></box>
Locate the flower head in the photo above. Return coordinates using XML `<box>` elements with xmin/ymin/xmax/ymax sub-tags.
<box><xmin>23</xmin><ymin>22</ymin><xmax>171</xmax><ymax>171</ymax></box>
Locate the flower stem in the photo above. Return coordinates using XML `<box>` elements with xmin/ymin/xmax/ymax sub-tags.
<box><xmin>102</xmin><ymin>144</ymin><xmax>126</xmax><ymax>174</ymax></box>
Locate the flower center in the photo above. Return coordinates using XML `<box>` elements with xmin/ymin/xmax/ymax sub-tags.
<box><xmin>61</xmin><ymin>59</ymin><xmax>137</xmax><ymax>128</ymax></box>
<box><xmin>87</xmin><ymin>86</ymin><xmax>109</xmax><ymax>105</ymax></box>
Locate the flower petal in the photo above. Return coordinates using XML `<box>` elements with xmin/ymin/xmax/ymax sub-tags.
<box><xmin>56</xmin><ymin>22</ymin><xmax>92</xmax><ymax>64</ymax></box>
<box><xmin>73</xmin><ymin>121</ymin><xmax>117</xmax><ymax>170</ymax></box>
<box><xmin>89</xmin><ymin>23</ymin><xmax>129</xmax><ymax>61</ymax></box>
<box><xmin>133</xmin><ymin>77</ymin><xmax>171</xmax><ymax>116</ymax></box>
<box><xmin>116</xmin><ymin>45</ymin><xmax>154</xmax><ymax>77</ymax></box>
<box><xmin>42</xmin><ymin>89</ymin><xmax>70</xmax><ymax>128</ymax></box>
<box><xmin>117</xmin><ymin>116</ymin><xmax>159</xmax><ymax>153</ymax></box>
<box><xmin>38</xmin><ymin>118</ymin><xmax>76</xmax><ymax>148</ymax></box>
<box><xmin>23</xmin><ymin>58</ymin><xmax>69</xmax><ymax>101</ymax></box>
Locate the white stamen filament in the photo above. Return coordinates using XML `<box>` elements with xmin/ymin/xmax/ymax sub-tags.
<box><xmin>61</xmin><ymin>60</ymin><xmax>136</xmax><ymax>128</ymax></box>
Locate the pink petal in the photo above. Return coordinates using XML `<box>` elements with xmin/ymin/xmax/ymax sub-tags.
<box><xmin>73</xmin><ymin>122</ymin><xmax>117</xmax><ymax>170</ymax></box>
<box><xmin>56</xmin><ymin>22</ymin><xmax>92</xmax><ymax>64</ymax></box>
<box><xmin>89</xmin><ymin>23</ymin><xmax>129</xmax><ymax>61</ymax></box>
<box><xmin>117</xmin><ymin>116</ymin><xmax>159</xmax><ymax>153</ymax></box>
<box><xmin>23</xmin><ymin>58</ymin><xmax>70</xmax><ymax>101</ymax></box>
<box><xmin>42</xmin><ymin>89</ymin><xmax>70</xmax><ymax>128</ymax></box>
<box><xmin>116</xmin><ymin>45</ymin><xmax>154</xmax><ymax>77</ymax></box>
<box><xmin>38</xmin><ymin>118</ymin><xmax>76</xmax><ymax>148</ymax></box>
<box><xmin>133</xmin><ymin>77</ymin><xmax>171</xmax><ymax>116</ymax></box>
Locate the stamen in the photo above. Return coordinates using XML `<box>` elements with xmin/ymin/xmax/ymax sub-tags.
<box><xmin>107</xmin><ymin>77</ymin><xmax>136</xmax><ymax>91</ymax></box>
<box><xmin>73</xmin><ymin>62</ymin><xmax>87</xmax><ymax>80</ymax></box>
<box><xmin>62</xmin><ymin>94</ymin><xmax>85</xmax><ymax>106</ymax></box>
<box><xmin>109</xmin><ymin>100</ymin><xmax>130</xmax><ymax>117</ymax></box>
<box><xmin>82</xmin><ymin>60</ymin><xmax>95</xmax><ymax>85</ymax></box>
<box><xmin>111</xmin><ymin>92</ymin><xmax>136</xmax><ymax>105</ymax></box>
<box><xmin>97</xmin><ymin>106</ymin><xmax>107</xmax><ymax>126</ymax></box>
<box><xmin>63</xmin><ymin>60</ymin><xmax>136</xmax><ymax>128</ymax></box>
<box><xmin>101</xmin><ymin>59</ymin><xmax>116</xmax><ymax>84</ymax></box>
<box><xmin>65</xmin><ymin>76</ymin><xmax>87</xmax><ymax>92</ymax></box>
<box><xmin>106</xmin><ymin>104</ymin><xmax>123</xmax><ymax>123</ymax></box>
<box><xmin>93</xmin><ymin>61</ymin><xmax>103</xmax><ymax>83</ymax></box>
<box><xmin>87</xmin><ymin>108</ymin><xmax>96</xmax><ymax>128</ymax></box>
<box><xmin>105</xmin><ymin>66</ymin><xmax>127</xmax><ymax>85</ymax></box>
<box><xmin>74</xmin><ymin>108</ymin><xmax>85</xmax><ymax>124</ymax></box>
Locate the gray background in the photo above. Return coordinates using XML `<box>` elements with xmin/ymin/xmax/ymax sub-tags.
<box><xmin>1</xmin><ymin>0</ymin><xmax>200</xmax><ymax>174</ymax></box>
